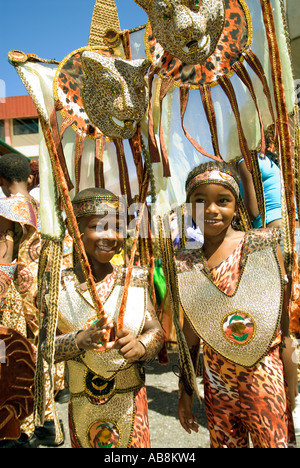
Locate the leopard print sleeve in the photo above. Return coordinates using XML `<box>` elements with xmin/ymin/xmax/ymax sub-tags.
<box><xmin>40</xmin><ymin>315</ymin><xmax>83</xmax><ymax>364</ymax></box>
<box><xmin>52</xmin><ymin>332</ymin><xmax>84</xmax><ymax>363</ymax></box>
<box><xmin>241</xmin><ymin>227</ymin><xmax>281</xmax><ymax>267</ymax></box>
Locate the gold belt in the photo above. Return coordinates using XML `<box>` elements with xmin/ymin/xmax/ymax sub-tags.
<box><xmin>67</xmin><ymin>359</ymin><xmax>144</xmax><ymax>448</ymax></box>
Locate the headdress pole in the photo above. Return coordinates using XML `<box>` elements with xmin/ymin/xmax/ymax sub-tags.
<box><xmin>88</xmin><ymin>1</ymin><xmax>156</xmax><ymax>331</ymax></box>
<box><xmin>34</xmin><ymin>1</ymin><xmax>124</xmax><ymax>436</ymax></box>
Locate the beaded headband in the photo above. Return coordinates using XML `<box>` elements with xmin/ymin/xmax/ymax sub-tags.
<box><xmin>186</xmin><ymin>169</ymin><xmax>240</xmax><ymax>201</ymax></box>
<box><xmin>72</xmin><ymin>195</ymin><xmax>126</xmax><ymax>218</ymax></box>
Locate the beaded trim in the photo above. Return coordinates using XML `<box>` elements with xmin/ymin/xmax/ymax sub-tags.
<box><xmin>72</xmin><ymin>195</ymin><xmax>126</xmax><ymax>218</ymax></box>
<box><xmin>186</xmin><ymin>169</ymin><xmax>240</xmax><ymax>201</ymax></box>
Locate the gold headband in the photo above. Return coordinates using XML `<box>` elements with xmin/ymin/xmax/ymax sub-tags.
<box><xmin>186</xmin><ymin>169</ymin><xmax>240</xmax><ymax>201</ymax></box>
<box><xmin>72</xmin><ymin>195</ymin><xmax>125</xmax><ymax>218</ymax></box>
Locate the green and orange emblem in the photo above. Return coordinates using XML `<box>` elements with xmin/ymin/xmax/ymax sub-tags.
<box><xmin>222</xmin><ymin>311</ymin><xmax>255</xmax><ymax>345</ymax></box>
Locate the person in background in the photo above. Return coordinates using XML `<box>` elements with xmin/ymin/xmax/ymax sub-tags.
<box><xmin>238</xmin><ymin>137</ymin><xmax>283</xmax><ymax>228</ymax></box>
<box><xmin>29</xmin><ymin>159</ymin><xmax>40</xmax><ymax>202</ymax></box>
<box><xmin>0</xmin><ymin>153</ymin><xmax>65</xmax><ymax>448</ymax></box>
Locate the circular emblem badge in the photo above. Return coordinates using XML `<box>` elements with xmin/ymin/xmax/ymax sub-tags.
<box><xmin>88</xmin><ymin>421</ymin><xmax>119</xmax><ymax>449</ymax></box>
<box><xmin>222</xmin><ymin>311</ymin><xmax>255</xmax><ymax>345</ymax></box>
<box><xmin>8</xmin><ymin>50</ymin><xmax>28</xmax><ymax>64</ymax></box>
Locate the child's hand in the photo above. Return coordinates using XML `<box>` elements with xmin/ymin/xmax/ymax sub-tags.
<box><xmin>76</xmin><ymin>314</ymin><xmax>115</xmax><ymax>352</ymax></box>
<box><xmin>113</xmin><ymin>329</ymin><xmax>146</xmax><ymax>361</ymax></box>
<box><xmin>178</xmin><ymin>392</ymin><xmax>199</xmax><ymax>434</ymax></box>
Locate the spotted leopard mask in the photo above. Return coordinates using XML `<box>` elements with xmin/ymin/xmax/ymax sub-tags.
<box><xmin>54</xmin><ymin>48</ymin><xmax>151</xmax><ymax>140</ymax></box>
<box><xmin>135</xmin><ymin>0</ymin><xmax>225</xmax><ymax>65</ymax></box>
<box><xmin>81</xmin><ymin>51</ymin><xmax>151</xmax><ymax>139</ymax></box>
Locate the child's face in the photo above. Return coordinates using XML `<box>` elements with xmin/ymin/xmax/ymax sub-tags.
<box><xmin>189</xmin><ymin>183</ymin><xmax>237</xmax><ymax>237</ymax></box>
<box><xmin>79</xmin><ymin>214</ymin><xmax>124</xmax><ymax>263</ymax></box>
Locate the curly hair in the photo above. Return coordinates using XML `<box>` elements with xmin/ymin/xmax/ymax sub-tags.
<box><xmin>0</xmin><ymin>153</ymin><xmax>31</xmax><ymax>182</ymax></box>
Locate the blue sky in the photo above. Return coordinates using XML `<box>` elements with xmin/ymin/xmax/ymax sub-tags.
<box><xmin>0</xmin><ymin>0</ymin><xmax>147</xmax><ymax>97</ymax></box>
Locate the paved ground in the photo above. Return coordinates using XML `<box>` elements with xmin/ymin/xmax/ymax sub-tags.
<box><xmin>145</xmin><ymin>351</ymin><xmax>209</xmax><ymax>448</ymax></box>
<box><xmin>53</xmin><ymin>350</ymin><xmax>299</xmax><ymax>449</ymax></box>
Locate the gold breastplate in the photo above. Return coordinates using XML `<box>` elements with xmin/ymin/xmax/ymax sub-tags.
<box><xmin>58</xmin><ymin>267</ymin><xmax>148</xmax><ymax>448</ymax></box>
<box><xmin>176</xmin><ymin>247</ymin><xmax>283</xmax><ymax>367</ymax></box>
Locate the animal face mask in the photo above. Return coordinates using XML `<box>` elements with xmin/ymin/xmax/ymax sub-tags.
<box><xmin>135</xmin><ymin>0</ymin><xmax>225</xmax><ymax>65</ymax></box>
<box><xmin>82</xmin><ymin>51</ymin><xmax>151</xmax><ymax>139</ymax></box>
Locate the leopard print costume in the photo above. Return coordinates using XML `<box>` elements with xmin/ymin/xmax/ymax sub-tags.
<box><xmin>130</xmin><ymin>386</ymin><xmax>151</xmax><ymax>448</ymax></box>
<box><xmin>201</xmin><ymin>229</ymin><xmax>296</xmax><ymax>448</ymax></box>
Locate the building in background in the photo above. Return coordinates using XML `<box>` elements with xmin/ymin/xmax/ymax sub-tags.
<box><xmin>0</xmin><ymin>95</ymin><xmax>38</xmax><ymax>159</ymax></box>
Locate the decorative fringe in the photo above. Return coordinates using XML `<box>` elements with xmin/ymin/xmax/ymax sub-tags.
<box><xmin>237</xmin><ymin>196</ymin><xmax>252</xmax><ymax>232</ymax></box>
<box><xmin>94</xmin><ymin>136</ymin><xmax>106</xmax><ymax>188</ymax></box>
<box><xmin>199</xmin><ymin>84</ymin><xmax>221</xmax><ymax>158</ymax></box>
<box><xmin>232</xmin><ymin>61</ymin><xmax>266</xmax><ymax>156</ymax></box>
<box><xmin>260</xmin><ymin>0</ymin><xmax>296</xmax><ymax>276</ymax></box>
<box><xmin>129</xmin><ymin>126</ymin><xmax>145</xmax><ymax>195</ymax></box>
<box><xmin>148</xmin><ymin>67</ymin><xmax>161</xmax><ymax>165</ymax></box>
<box><xmin>218</xmin><ymin>73</ymin><xmax>252</xmax><ymax>172</ymax></box>
<box><xmin>120</xmin><ymin>29</ymin><xmax>132</xmax><ymax>60</ymax></box>
<box><xmin>180</xmin><ymin>86</ymin><xmax>222</xmax><ymax>161</ymax></box>
<box><xmin>33</xmin><ymin>238</ymin><xmax>64</xmax><ymax>446</ymax></box>
<box><xmin>74</xmin><ymin>132</ymin><xmax>86</xmax><ymax>194</ymax></box>
<box><xmin>114</xmin><ymin>138</ymin><xmax>133</xmax><ymax>207</ymax></box>
<box><xmin>45</xmin><ymin>240</ymin><xmax>63</xmax><ymax>445</ymax></box>
<box><xmin>33</xmin><ymin>241</ymin><xmax>50</xmax><ymax>428</ymax></box>
<box><xmin>147</xmin><ymin>70</ymin><xmax>174</xmax><ymax>177</ymax></box>
<box><xmin>59</xmin><ymin>115</ymin><xmax>74</xmax><ymax>140</ymax></box>
<box><xmin>117</xmin><ymin>172</ymin><xmax>150</xmax><ymax>330</ymax></box>
<box><xmin>158</xmin><ymin>76</ymin><xmax>175</xmax><ymax>177</ymax></box>
<box><xmin>243</xmin><ymin>49</ymin><xmax>278</xmax><ymax>141</ymax></box>
<box><xmin>141</xmin><ymin>132</ymin><xmax>157</xmax><ymax>203</ymax></box>
<box><xmin>50</xmin><ymin>107</ymin><xmax>73</xmax><ymax>191</ymax></box>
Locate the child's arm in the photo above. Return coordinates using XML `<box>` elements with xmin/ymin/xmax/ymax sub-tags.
<box><xmin>277</xmin><ymin>245</ymin><xmax>298</xmax><ymax>410</ymax></box>
<box><xmin>41</xmin><ymin>314</ymin><xmax>114</xmax><ymax>363</ymax></box>
<box><xmin>75</xmin><ymin>314</ymin><xmax>114</xmax><ymax>352</ymax></box>
<box><xmin>237</xmin><ymin>159</ymin><xmax>259</xmax><ymax>221</ymax></box>
<box><xmin>0</xmin><ymin>216</ymin><xmax>14</xmax><ymax>263</ymax></box>
<box><xmin>177</xmin><ymin>316</ymin><xmax>200</xmax><ymax>434</ymax></box>
<box><xmin>113</xmin><ymin>290</ymin><xmax>165</xmax><ymax>362</ymax></box>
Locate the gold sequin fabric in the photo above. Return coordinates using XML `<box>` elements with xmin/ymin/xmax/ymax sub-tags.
<box><xmin>175</xmin><ymin>229</ymin><xmax>283</xmax><ymax>367</ymax></box>
<box><xmin>142</xmin><ymin>0</ymin><xmax>251</xmax><ymax>87</ymax></box>
<box><xmin>54</xmin><ymin>48</ymin><xmax>150</xmax><ymax>140</ymax></box>
<box><xmin>141</xmin><ymin>0</ymin><xmax>225</xmax><ymax>66</ymax></box>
